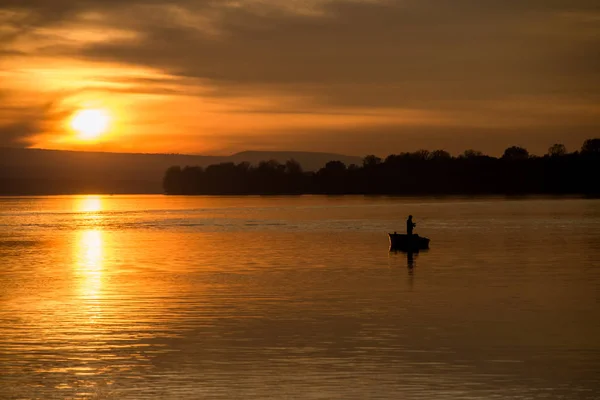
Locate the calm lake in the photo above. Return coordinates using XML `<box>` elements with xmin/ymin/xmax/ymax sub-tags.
<box><xmin>1</xmin><ymin>195</ymin><xmax>599</xmax><ymax>399</ymax></box>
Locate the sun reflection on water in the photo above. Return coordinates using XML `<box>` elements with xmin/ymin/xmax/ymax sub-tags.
<box><xmin>73</xmin><ymin>196</ymin><xmax>106</xmax><ymax>299</ymax></box>
<box><xmin>77</xmin><ymin>195</ymin><xmax>103</xmax><ymax>213</ymax></box>
<box><xmin>75</xmin><ymin>230</ymin><xmax>104</xmax><ymax>299</ymax></box>
<box><xmin>75</xmin><ymin>195</ymin><xmax>105</xmax><ymax>228</ymax></box>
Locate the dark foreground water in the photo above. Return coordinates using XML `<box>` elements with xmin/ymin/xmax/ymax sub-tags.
<box><xmin>0</xmin><ymin>195</ymin><xmax>599</xmax><ymax>399</ymax></box>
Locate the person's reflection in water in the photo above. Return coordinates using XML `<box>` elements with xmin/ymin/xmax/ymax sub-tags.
<box><xmin>406</xmin><ymin>251</ymin><xmax>415</xmax><ymax>291</ymax></box>
<box><xmin>407</xmin><ymin>251</ymin><xmax>415</xmax><ymax>270</ymax></box>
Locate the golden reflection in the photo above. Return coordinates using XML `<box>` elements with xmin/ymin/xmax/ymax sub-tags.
<box><xmin>75</xmin><ymin>230</ymin><xmax>104</xmax><ymax>299</ymax></box>
<box><xmin>77</xmin><ymin>195</ymin><xmax>103</xmax><ymax>213</ymax></box>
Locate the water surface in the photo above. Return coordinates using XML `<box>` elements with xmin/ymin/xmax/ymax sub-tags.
<box><xmin>1</xmin><ymin>195</ymin><xmax>599</xmax><ymax>399</ymax></box>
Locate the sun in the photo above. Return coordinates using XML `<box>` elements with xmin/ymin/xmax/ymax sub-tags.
<box><xmin>71</xmin><ymin>109</ymin><xmax>110</xmax><ymax>139</ymax></box>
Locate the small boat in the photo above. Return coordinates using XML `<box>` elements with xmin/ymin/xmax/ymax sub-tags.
<box><xmin>388</xmin><ymin>233</ymin><xmax>430</xmax><ymax>251</ymax></box>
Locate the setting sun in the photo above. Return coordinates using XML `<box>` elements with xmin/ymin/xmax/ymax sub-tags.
<box><xmin>71</xmin><ymin>109</ymin><xmax>110</xmax><ymax>139</ymax></box>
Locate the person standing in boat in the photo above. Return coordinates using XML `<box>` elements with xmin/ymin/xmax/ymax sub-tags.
<box><xmin>407</xmin><ymin>215</ymin><xmax>416</xmax><ymax>236</ymax></box>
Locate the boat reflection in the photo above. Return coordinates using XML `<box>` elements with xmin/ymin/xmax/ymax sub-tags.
<box><xmin>389</xmin><ymin>248</ymin><xmax>428</xmax><ymax>270</ymax></box>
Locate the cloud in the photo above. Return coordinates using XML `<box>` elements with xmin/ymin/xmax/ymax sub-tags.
<box><xmin>0</xmin><ymin>90</ymin><xmax>72</xmax><ymax>147</ymax></box>
<box><xmin>0</xmin><ymin>0</ymin><xmax>598</xmax><ymax>152</ymax></box>
<box><xmin>0</xmin><ymin>120</ymin><xmax>39</xmax><ymax>146</ymax></box>
<box><xmin>66</xmin><ymin>1</ymin><xmax>599</xmax><ymax>111</ymax></box>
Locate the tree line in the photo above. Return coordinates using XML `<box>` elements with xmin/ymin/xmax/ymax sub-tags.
<box><xmin>163</xmin><ymin>139</ymin><xmax>599</xmax><ymax>195</ymax></box>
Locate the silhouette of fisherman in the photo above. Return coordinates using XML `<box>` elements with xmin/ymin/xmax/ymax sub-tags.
<box><xmin>407</xmin><ymin>215</ymin><xmax>416</xmax><ymax>236</ymax></box>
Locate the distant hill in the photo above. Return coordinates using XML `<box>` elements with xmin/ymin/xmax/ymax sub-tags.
<box><xmin>0</xmin><ymin>147</ymin><xmax>362</xmax><ymax>195</ymax></box>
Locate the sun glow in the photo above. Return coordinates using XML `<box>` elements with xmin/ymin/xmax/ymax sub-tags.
<box><xmin>71</xmin><ymin>108</ymin><xmax>110</xmax><ymax>139</ymax></box>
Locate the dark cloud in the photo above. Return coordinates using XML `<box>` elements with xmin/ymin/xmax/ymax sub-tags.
<box><xmin>0</xmin><ymin>120</ymin><xmax>38</xmax><ymax>147</ymax></box>
<box><xmin>68</xmin><ymin>1</ymin><xmax>600</xmax><ymax>108</ymax></box>
<box><xmin>0</xmin><ymin>90</ymin><xmax>37</xmax><ymax>146</ymax></box>
<box><xmin>1</xmin><ymin>0</ymin><xmax>599</xmax><ymax>151</ymax></box>
<box><xmin>0</xmin><ymin>90</ymin><xmax>70</xmax><ymax>147</ymax></box>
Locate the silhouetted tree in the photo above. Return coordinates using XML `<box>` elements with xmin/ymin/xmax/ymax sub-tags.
<box><xmin>581</xmin><ymin>138</ymin><xmax>600</xmax><ymax>155</ymax></box>
<box><xmin>324</xmin><ymin>160</ymin><xmax>346</xmax><ymax>172</ymax></box>
<box><xmin>428</xmin><ymin>150</ymin><xmax>452</xmax><ymax>160</ymax></box>
<box><xmin>502</xmin><ymin>146</ymin><xmax>529</xmax><ymax>160</ymax></box>
<box><xmin>285</xmin><ymin>159</ymin><xmax>303</xmax><ymax>174</ymax></box>
<box><xmin>237</xmin><ymin>161</ymin><xmax>251</xmax><ymax>172</ymax></box>
<box><xmin>163</xmin><ymin>166</ymin><xmax>183</xmax><ymax>194</ymax></box>
<box><xmin>163</xmin><ymin>138</ymin><xmax>599</xmax><ymax>196</ymax></box>
<box><xmin>460</xmin><ymin>149</ymin><xmax>484</xmax><ymax>159</ymax></box>
<box><xmin>548</xmin><ymin>143</ymin><xmax>567</xmax><ymax>157</ymax></box>
<box><xmin>411</xmin><ymin>149</ymin><xmax>430</xmax><ymax>160</ymax></box>
<box><xmin>384</xmin><ymin>154</ymin><xmax>401</xmax><ymax>164</ymax></box>
<box><xmin>258</xmin><ymin>159</ymin><xmax>284</xmax><ymax>173</ymax></box>
<box><xmin>315</xmin><ymin>161</ymin><xmax>348</xmax><ymax>194</ymax></box>
<box><xmin>363</xmin><ymin>155</ymin><xmax>382</xmax><ymax>167</ymax></box>
<box><xmin>180</xmin><ymin>166</ymin><xmax>204</xmax><ymax>194</ymax></box>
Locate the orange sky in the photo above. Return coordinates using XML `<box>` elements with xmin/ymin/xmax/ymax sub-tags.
<box><xmin>1</xmin><ymin>1</ymin><xmax>599</xmax><ymax>156</ymax></box>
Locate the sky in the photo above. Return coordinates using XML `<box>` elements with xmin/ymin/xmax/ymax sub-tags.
<box><xmin>0</xmin><ymin>0</ymin><xmax>599</xmax><ymax>156</ymax></box>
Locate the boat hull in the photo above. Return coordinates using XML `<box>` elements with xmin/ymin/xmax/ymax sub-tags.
<box><xmin>388</xmin><ymin>233</ymin><xmax>430</xmax><ymax>251</ymax></box>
